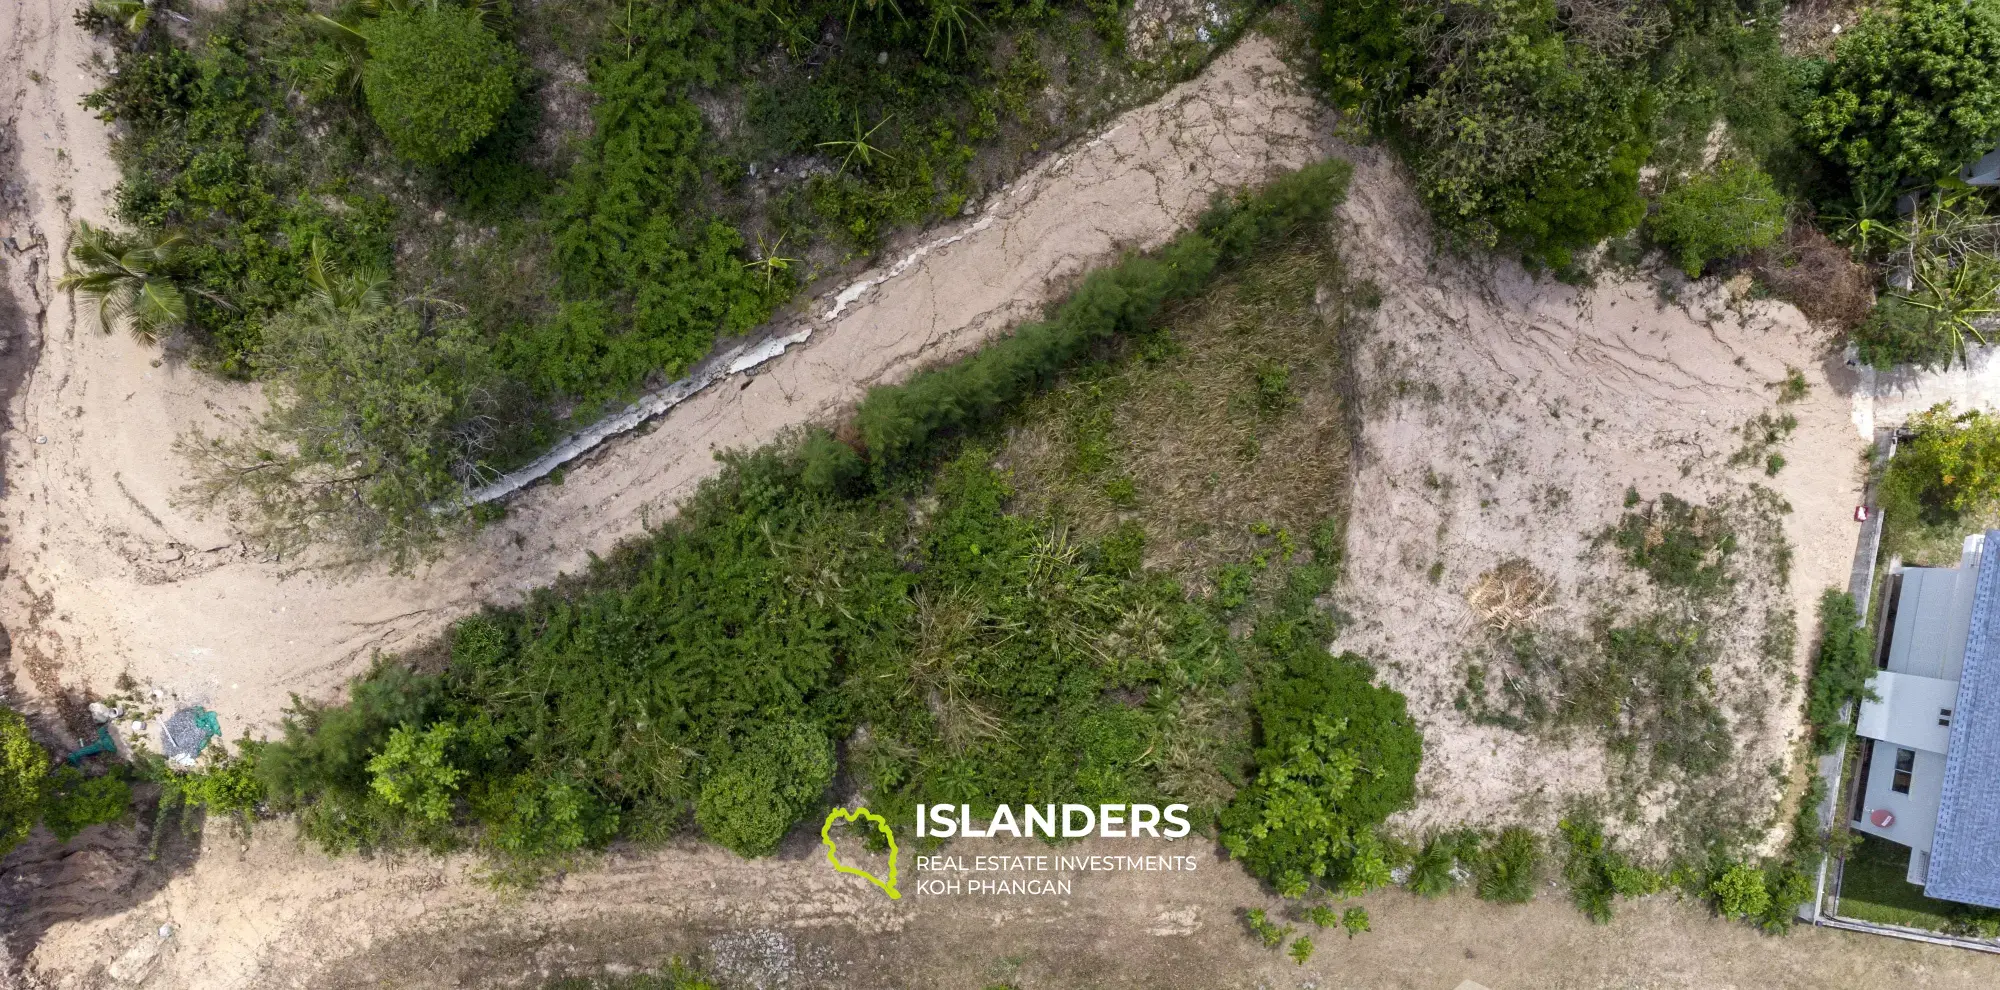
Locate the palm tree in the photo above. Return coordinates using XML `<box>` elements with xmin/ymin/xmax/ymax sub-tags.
<box><xmin>817</xmin><ymin>113</ymin><xmax>897</xmax><ymax>177</ymax></box>
<box><xmin>1900</xmin><ymin>252</ymin><xmax>2000</xmax><ymax>368</ymax></box>
<box><xmin>56</xmin><ymin>222</ymin><xmax>195</xmax><ymax>345</ymax></box>
<box><xmin>90</xmin><ymin>0</ymin><xmax>150</xmax><ymax>33</ymax></box>
<box><xmin>301</xmin><ymin>238</ymin><xmax>388</xmax><ymax>317</ymax></box>
<box><xmin>924</xmin><ymin>0</ymin><xmax>984</xmax><ymax>59</ymax></box>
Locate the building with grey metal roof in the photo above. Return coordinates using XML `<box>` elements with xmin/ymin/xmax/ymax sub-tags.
<box><xmin>1852</xmin><ymin>531</ymin><xmax>2000</xmax><ymax>908</ymax></box>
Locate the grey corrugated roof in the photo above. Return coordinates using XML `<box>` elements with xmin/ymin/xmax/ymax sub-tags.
<box><xmin>1925</xmin><ymin>530</ymin><xmax>2000</xmax><ymax>908</ymax></box>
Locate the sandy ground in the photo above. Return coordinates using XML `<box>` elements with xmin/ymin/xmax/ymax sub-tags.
<box><xmin>1326</xmin><ymin>145</ymin><xmax>1867</xmax><ymax>840</ymax></box>
<box><xmin>0</xmin><ymin>14</ymin><xmax>1330</xmax><ymax>742</ymax></box>
<box><xmin>18</xmin><ymin>822</ymin><xmax>2000</xmax><ymax>989</ymax></box>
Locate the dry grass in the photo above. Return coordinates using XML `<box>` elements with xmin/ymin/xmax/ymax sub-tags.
<box><xmin>998</xmin><ymin>238</ymin><xmax>1359</xmax><ymax>585</ymax></box>
<box><xmin>1749</xmin><ymin>221</ymin><xmax>1875</xmax><ymax>331</ymax></box>
<box><xmin>1466</xmin><ymin>559</ymin><xmax>1555</xmax><ymax>634</ymax></box>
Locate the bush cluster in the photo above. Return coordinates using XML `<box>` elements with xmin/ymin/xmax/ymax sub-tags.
<box><xmin>361</xmin><ymin>5</ymin><xmax>521</xmax><ymax>165</ymax></box>
<box><xmin>1558</xmin><ymin>816</ymin><xmax>1661</xmax><ymax>923</ymax></box>
<box><xmin>83</xmin><ymin>28</ymin><xmax>397</xmax><ymax>371</ymax></box>
<box><xmin>233</xmin><ymin>164</ymin><xmax>1410</xmax><ymax>871</ymax></box>
<box><xmin>0</xmin><ymin>709</ymin><xmax>136</xmax><ymax>854</ymax></box>
<box><xmin>1881</xmin><ymin>403</ymin><xmax>2000</xmax><ymax>524</ymax></box>
<box><xmin>1803</xmin><ymin>0</ymin><xmax>2000</xmax><ymax>200</ymax></box>
<box><xmin>1804</xmin><ymin>591</ymin><xmax>1874</xmax><ymax>756</ymax></box>
<box><xmin>1650</xmin><ymin>159</ymin><xmax>1786</xmax><ymax>277</ymax></box>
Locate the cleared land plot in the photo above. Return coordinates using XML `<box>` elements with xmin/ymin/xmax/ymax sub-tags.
<box><xmin>1326</xmin><ymin>143</ymin><xmax>1864</xmax><ymax>858</ymax></box>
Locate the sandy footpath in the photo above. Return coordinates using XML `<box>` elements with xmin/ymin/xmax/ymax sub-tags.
<box><xmin>0</xmin><ymin>17</ymin><xmax>1329</xmax><ymax>739</ymax></box>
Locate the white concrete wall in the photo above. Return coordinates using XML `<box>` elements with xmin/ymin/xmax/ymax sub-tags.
<box><xmin>1853</xmin><ymin>745</ymin><xmax>1949</xmax><ymax>857</ymax></box>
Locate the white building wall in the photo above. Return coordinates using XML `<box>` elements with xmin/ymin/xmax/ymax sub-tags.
<box><xmin>1853</xmin><ymin>746</ymin><xmax>1949</xmax><ymax>856</ymax></box>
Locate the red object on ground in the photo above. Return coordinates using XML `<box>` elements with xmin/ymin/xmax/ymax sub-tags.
<box><xmin>1855</xmin><ymin>505</ymin><xmax>1871</xmax><ymax>522</ymax></box>
<box><xmin>1870</xmin><ymin>808</ymin><xmax>1896</xmax><ymax>828</ymax></box>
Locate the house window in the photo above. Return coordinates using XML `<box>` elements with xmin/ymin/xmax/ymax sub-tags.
<box><xmin>1893</xmin><ymin>748</ymin><xmax>1916</xmax><ymax>794</ymax></box>
<box><xmin>1940</xmin><ymin>707</ymin><xmax>1954</xmax><ymax>727</ymax></box>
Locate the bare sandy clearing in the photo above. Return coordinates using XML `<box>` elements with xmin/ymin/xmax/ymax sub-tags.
<box><xmin>0</xmin><ymin>23</ymin><xmax>1329</xmax><ymax>741</ymax></box>
<box><xmin>1328</xmin><ymin>144</ymin><xmax>1866</xmax><ymax>846</ymax></box>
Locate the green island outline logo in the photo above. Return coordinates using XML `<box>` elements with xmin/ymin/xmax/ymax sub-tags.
<box><xmin>821</xmin><ymin>806</ymin><xmax>901</xmax><ymax>900</ymax></box>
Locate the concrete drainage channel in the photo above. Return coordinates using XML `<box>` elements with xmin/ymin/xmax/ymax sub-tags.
<box><xmin>463</xmin><ymin>136</ymin><xmax>1093</xmax><ymax>507</ymax></box>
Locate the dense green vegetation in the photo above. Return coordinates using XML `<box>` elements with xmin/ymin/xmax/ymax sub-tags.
<box><xmin>361</xmin><ymin>5</ymin><xmax>523</xmax><ymax>164</ymax></box>
<box><xmin>0</xmin><ymin>710</ymin><xmax>48</xmax><ymax>856</ymax></box>
<box><xmin>1306</xmin><ymin>0</ymin><xmax>2000</xmax><ymax>346</ymax></box>
<box><xmin>73</xmin><ymin>0</ymin><xmax>1251</xmax><ymax>561</ymax></box>
<box><xmin>200</xmin><ymin>163</ymin><xmax>1428</xmax><ymax>885</ymax></box>
<box><xmin>1882</xmin><ymin>403</ymin><xmax>2000</xmax><ymax>526</ymax></box>
<box><xmin>1558</xmin><ymin>815</ymin><xmax>1661</xmax><ymax>923</ymax></box>
<box><xmin>1650</xmin><ymin>159</ymin><xmax>1785</xmax><ymax>277</ymax></box>
<box><xmin>0</xmin><ymin>709</ymin><xmax>138</xmax><ymax>854</ymax></box>
<box><xmin>1803</xmin><ymin>591</ymin><xmax>1873</xmax><ymax>756</ymax></box>
<box><xmin>1802</xmin><ymin>0</ymin><xmax>2000</xmax><ymax>203</ymax></box>
<box><xmin>1311</xmin><ymin>0</ymin><xmax>1812</xmax><ymax>268</ymax></box>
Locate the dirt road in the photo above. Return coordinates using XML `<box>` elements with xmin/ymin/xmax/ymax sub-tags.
<box><xmin>19</xmin><ymin>824</ymin><xmax>2000</xmax><ymax>989</ymax></box>
<box><xmin>0</xmin><ymin>13</ymin><xmax>1330</xmax><ymax>741</ymax></box>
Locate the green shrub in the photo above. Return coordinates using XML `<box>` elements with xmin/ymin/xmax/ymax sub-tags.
<box><xmin>368</xmin><ymin>722</ymin><xmax>468</xmax><ymax>825</ymax></box>
<box><xmin>1311</xmin><ymin>0</ymin><xmax>1418</xmax><ymax>118</ymax></box>
<box><xmin>1244</xmin><ymin>907</ymin><xmax>1293</xmax><ymax>947</ymax></box>
<box><xmin>251</xmin><ymin>662</ymin><xmax>443</xmax><ymax>852</ymax></box>
<box><xmin>1804</xmin><ymin>0</ymin><xmax>2000</xmax><ymax>199</ymax></box>
<box><xmin>694</xmin><ymin>723</ymin><xmax>835</xmax><ymax>857</ymax></box>
<box><xmin>362</xmin><ymin>5</ymin><xmax>521</xmax><ymax>164</ymax></box>
<box><xmin>480</xmin><ymin>771</ymin><xmax>619</xmax><ymax>862</ymax></box>
<box><xmin>1407</xmin><ymin>830</ymin><xmax>1471</xmax><ymax>897</ymax></box>
<box><xmin>1881</xmin><ymin>403</ymin><xmax>2000</xmax><ymax>524</ymax></box>
<box><xmin>1220</xmin><ymin>643</ymin><xmax>1421</xmax><ymax>898</ymax></box>
<box><xmin>1558</xmin><ymin>816</ymin><xmax>1660</xmax><ymax>923</ymax></box>
<box><xmin>0</xmin><ymin>710</ymin><xmax>49</xmax><ymax>857</ymax></box>
<box><xmin>1606</xmin><ymin>493</ymin><xmax>1736</xmax><ymax>592</ymax></box>
<box><xmin>1475</xmin><ymin>827</ymin><xmax>1541</xmax><ymax>903</ymax></box>
<box><xmin>171</xmin><ymin>754</ymin><xmax>267</xmax><ymax>821</ymax></box>
<box><xmin>182</xmin><ymin>297</ymin><xmax>507</xmax><ymax>567</ymax></box>
<box><xmin>1650</xmin><ymin>160</ymin><xmax>1785</xmax><ymax>277</ymax></box>
<box><xmin>1391</xmin><ymin>0</ymin><xmax>1650</xmax><ymax>265</ymax></box>
<box><xmin>1805</xmin><ymin>591</ymin><xmax>1874</xmax><ymax>755</ymax></box>
<box><xmin>1287</xmin><ymin>934</ymin><xmax>1314</xmax><ymax>964</ymax></box>
<box><xmin>1711</xmin><ymin>861</ymin><xmax>1771</xmax><ymax>920</ymax></box>
<box><xmin>41</xmin><ymin>766</ymin><xmax>132</xmax><ymax>841</ymax></box>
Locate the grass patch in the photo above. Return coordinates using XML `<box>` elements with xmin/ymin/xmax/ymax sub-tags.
<box><xmin>1000</xmin><ymin>242</ymin><xmax>1358</xmax><ymax>588</ymax></box>
<box><xmin>1603</xmin><ymin>493</ymin><xmax>1738</xmax><ymax>593</ymax></box>
<box><xmin>1837</xmin><ymin>833</ymin><xmax>1975</xmax><ymax>933</ymax></box>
